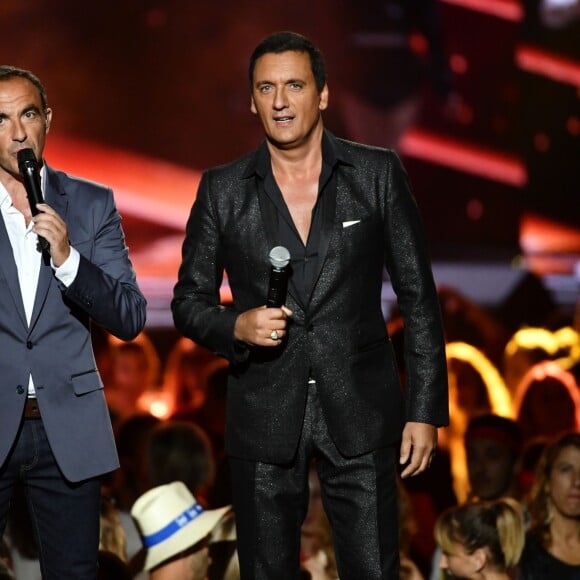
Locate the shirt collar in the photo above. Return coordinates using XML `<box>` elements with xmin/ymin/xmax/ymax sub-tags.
<box><xmin>242</xmin><ymin>129</ymin><xmax>353</xmax><ymax>179</ymax></box>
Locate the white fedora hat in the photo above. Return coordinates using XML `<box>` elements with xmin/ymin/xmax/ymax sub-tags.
<box><xmin>131</xmin><ymin>481</ymin><xmax>231</xmax><ymax>571</ymax></box>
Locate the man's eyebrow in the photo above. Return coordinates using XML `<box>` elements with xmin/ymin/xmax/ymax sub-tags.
<box><xmin>255</xmin><ymin>78</ymin><xmax>306</xmax><ymax>86</ymax></box>
<box><xmin>22</xmin><ymin>104</ymin><xmax>42</xmax><ymax>114</ymax></box>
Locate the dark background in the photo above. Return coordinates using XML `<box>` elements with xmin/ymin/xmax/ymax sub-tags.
<box><xmin>2</xmin><ymin>0</ymin><xmax>579</xmax><ymax>328</ymax></box>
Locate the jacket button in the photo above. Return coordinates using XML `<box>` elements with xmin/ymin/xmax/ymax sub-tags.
<box><xmin>17</xmin><ymin>385</ymin><xmax>25</xmax><ymax>395</ymax></box>
<box><xmin>26</xmin><ymin>341</ymin><xmax>33</xmax><ymax>349</ymax></box>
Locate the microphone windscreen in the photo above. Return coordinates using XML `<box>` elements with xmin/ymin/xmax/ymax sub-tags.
<box><xmin>17</xmin><ymin>148</ymin><xmax>38</xmax><ymax>170</ymax></box>
<box><xmin>269</xmin><ymin>246</ymin><xmax>290</xmax><ymax>270</ymax></box>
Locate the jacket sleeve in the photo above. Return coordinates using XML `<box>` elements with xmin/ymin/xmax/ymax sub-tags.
<box><xmin>63</xmin><ymin>187</ymin><xmax>146</xmax><ymax>341</ymax></box>
<box><xmin>383</xmin><ymin>152</ymin><xmax>449</xmax><ymax>426</ymax></box>
<box><xmin>172</xmin><ymin>171</ymin><xmax>248</xmax><ymax>363</ymax></box>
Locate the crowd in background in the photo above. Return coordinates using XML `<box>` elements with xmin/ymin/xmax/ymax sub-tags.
<box><xmin>1</xmin><ymin>285</ymin><xmax>579</xmax><ymax>579</ymax></box>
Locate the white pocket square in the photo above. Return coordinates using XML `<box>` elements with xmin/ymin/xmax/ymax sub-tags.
<box><xmin>342</xmin><ymin>220</ymin><xmax>361</xmax><ymax>228</ymax></box>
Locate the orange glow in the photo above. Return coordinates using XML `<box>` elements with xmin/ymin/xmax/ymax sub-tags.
<box><xmin>440</xmin><ymin>0</ymin><xmax>524</xmax><ymax>21</ymax></box>
<box><xmin>516</xmin><ymin>44</ymin><xmax>580</xmax><ymax>87</ymax></box>
<box><xmin>399</xmin><ymin>129</ymin><xmax>528</xmax><ymax>187</ymax></box>
<box><xmin>137</xmin><ymin>390</ymin><xmax>174</xmax><ymax>419</ymax></box>
<box><xmin>445</xmin><ymin>341</ymin><xmax>514</xmax><ymax>502</ymax></box>
<box><xmin>519</xmin><ymin>213</ymin><xmax>580</xmax><ymax>275</ymax></box>
<box><xmin>520</xmin><ymin>213</ymin><xmax>580</xmax><ymax>253</ymax></box>
<box><xmin>44</xmin><ymin>134</ymin><xmax>201</xmax><ymax>229</ymax></box>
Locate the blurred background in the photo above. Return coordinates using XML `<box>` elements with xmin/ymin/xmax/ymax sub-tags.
<box><xmin>3</xmin><ymin>3</ymin><xmax>580</xmax><ymax>578</ymax></box>
<box><xmin>1</xmin><ymin>0</ymin><xmax>578</xmax><ymax>335</ymax></box>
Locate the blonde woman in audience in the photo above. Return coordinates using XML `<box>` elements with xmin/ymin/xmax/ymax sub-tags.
<box><xmin>434</xmin><ymin>498</ymin><xmax>525</xmax><ymax>579</ymax></box>
<box><xmin>519</xmin><ymin>431</ymin><xmax>580</xmax><ymax>579</ymax></box>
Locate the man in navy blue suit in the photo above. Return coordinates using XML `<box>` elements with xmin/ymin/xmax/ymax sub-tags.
<box><xmin>0</xmin><ymin>65</ymin><xmax>146</xmax><ymax>579</ymax></box>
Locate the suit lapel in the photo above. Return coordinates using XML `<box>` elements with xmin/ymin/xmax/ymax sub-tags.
<box><xmin>308</xmin><ymin>176</ymin><xmax>338</xmax><ymax>308</ymax></box>
<box><xmin>0</xmin><ymin>214</ymin><xmax>29</xmax><ymax>329</ymax></box>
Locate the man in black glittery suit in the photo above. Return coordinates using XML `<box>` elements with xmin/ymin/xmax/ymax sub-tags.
<box><xmin>172</xmin><ymin>31</ymin><xmax>448</xmax><ymax>579</ymax></box>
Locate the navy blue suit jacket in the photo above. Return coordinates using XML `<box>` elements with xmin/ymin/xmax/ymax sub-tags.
<box><xmin>0</xmin><ymin>165</ymin><xmax>146</xmax><ymax>482</ymax></box>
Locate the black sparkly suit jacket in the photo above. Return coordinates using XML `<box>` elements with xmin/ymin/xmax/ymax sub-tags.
<box><xmin>172</xmin><ymin>131</ymin><xmax>448</xmax><ymax>464</ymax></box>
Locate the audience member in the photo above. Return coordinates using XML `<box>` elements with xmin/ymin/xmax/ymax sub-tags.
<box><xmin>437</xmin><ymin>287</ymin><xmax>511</xmax><ymax>368</ymax></box>
<box><xmin>434</xmin><ymin>498</ymin><xmax>525</xmax><ymax>579</ymax></box>
<box><xmin>444</xmin><ymin>342</ymin><xmax>514</xmax><ymax>503</ymax></box>
<box><xmin>145</xmin><ymin>420</ymin><xmax>239</xmax><ymax>579</ymax></box>
<box><xmin>171</xmin><ymin>359</ymin><xmax>230</xmax><ymax>459</ymax></box>
<box><xmin>464</xmin><ymin>414</ymin><xmax>524</xmax><ymax>503</ymax></box>
<box><xmin>0</xmin><ymin>540</ymin><xmax>13</xmax><ymax>579</ymax></box>
<box><xmin>429</xmin><ymin>415</ymin><xmax>524</xmax><ymax>580</ymax></box>
<box><xmin>513</xmin><ymin>360</ymin><xmax>580</xmax><ymax>442</ymax></box>
<box><xmin>99</xmin><ymin>496</ymin><xmax>128</xmax><ymax>562</ymax></box>
<box><xmin>110</xmin><ymin>413</ymin><xmax>161</xmax><ymax>567</ymax></box>
<box><xmin>147</xmin><ymin>420</ymin><xmax>216</xmax><ymax>507</ymax></box>
<box><xmin>107</xmin><ymin>332</ymin><xmax>162</xmax><ymax>422</ymax></box>
<box><xmin>519</xmin><ymin>431</ymin><xmax>580</xmax><ymax>578</ymax></box>
<box><xmin>516</xmin><ymin>436</ymin><xmax>549</xmax><ymax>499</ymax></box>
<box><xmin>163</xmin><ymin>337</ymin><xmax>219</xmax><ymax>414</ymax></box>
<box><xmin>130</xmin><ymin>481</ymin><xmax>232</xmax><ymax>580</ymax></box>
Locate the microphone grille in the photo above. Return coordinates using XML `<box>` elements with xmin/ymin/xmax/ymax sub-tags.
<box><xmin>269</xmin><ymin>246</ymin><xmax>290</xmax><ymax>269</ymax></box>
<box><xmin>17</xmin><ymin>148</ymin><xmax>38</xmax><ymax>169</ymax></box>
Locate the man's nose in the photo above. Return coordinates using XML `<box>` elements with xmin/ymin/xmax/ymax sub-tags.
<box><xmin>11</xmin><ymin>119</ymin><xmax>27</xmax><ymax>142</ymax></box>
<box><xmin>273</xmin><ymin>88</ymin><xmax>288</xmax><ymax>110</ymax></box>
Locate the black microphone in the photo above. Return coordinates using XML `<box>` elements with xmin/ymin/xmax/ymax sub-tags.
<box><xmin>17</xmin><ymin>148</ymin><xmax>49</xmax><ymax>251</ymax></box>
<box><xmin>266</xmin><ymin>246</ymin><xmax>290</xmax><ymax>308</ymax></box>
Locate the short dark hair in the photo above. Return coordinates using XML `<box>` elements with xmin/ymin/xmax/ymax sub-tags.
<box><xmin>0</xmin><ymin>65</ymin><xmax>48</xmax><ymax>112</ymax></box>
<box><xmin>465</xmin><ymin>414</ymin><xmax>523</xmax><ymax>457</ymax></box>
<box><xmin>248</xmin><ymin>31</ymin><xmax>327</xmax><ymax>93</ymax></box>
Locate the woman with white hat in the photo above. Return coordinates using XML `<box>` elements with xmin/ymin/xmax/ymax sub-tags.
<box><xmin>131</xmin><ymin>481</ymin><xmax>232</xmax><ymax>579</ymax></box>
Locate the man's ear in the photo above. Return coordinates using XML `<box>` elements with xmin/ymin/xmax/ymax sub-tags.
<box><xmin>319</xmin><ymin>84</ymin><xmax>329</xmax><ymax>111</ymax></box>
<box><xmin>250</xmin><ymin>96</ymin><xmax>257</xmax><ymax>115</ymax></box>
<box><xmin>45</xmin><ymin>108</ymin><xmax>53</xmax><ymax>133</ymax></box>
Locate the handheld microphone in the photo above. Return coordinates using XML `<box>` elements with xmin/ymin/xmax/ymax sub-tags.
<box><xmin>266</xmin><ymin>246</ymin><xmax>290</xmax><ymax>308</ymax></box>
<box><xmin>17</xmin><ymin>148</ymin><xmax>49</xmax><ymax>251</ymax></box>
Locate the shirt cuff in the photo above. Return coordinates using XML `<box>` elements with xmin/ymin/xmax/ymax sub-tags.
<box><xmin>52</xmin><ymin>246</ymin><xmax>80</xmax><ymax>287</ymax></box>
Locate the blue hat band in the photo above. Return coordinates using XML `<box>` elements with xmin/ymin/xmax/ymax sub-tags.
<box><xmin>143</xmin><ymin>502</ymin><xmax>204</xmax><ymax>548</ymax></box>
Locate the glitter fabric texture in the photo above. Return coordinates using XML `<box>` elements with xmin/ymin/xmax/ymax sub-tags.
<box><xmin>173</xmin><ymin>131</ymin><xmax>448</xmax><ymax>465</ymax></box>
